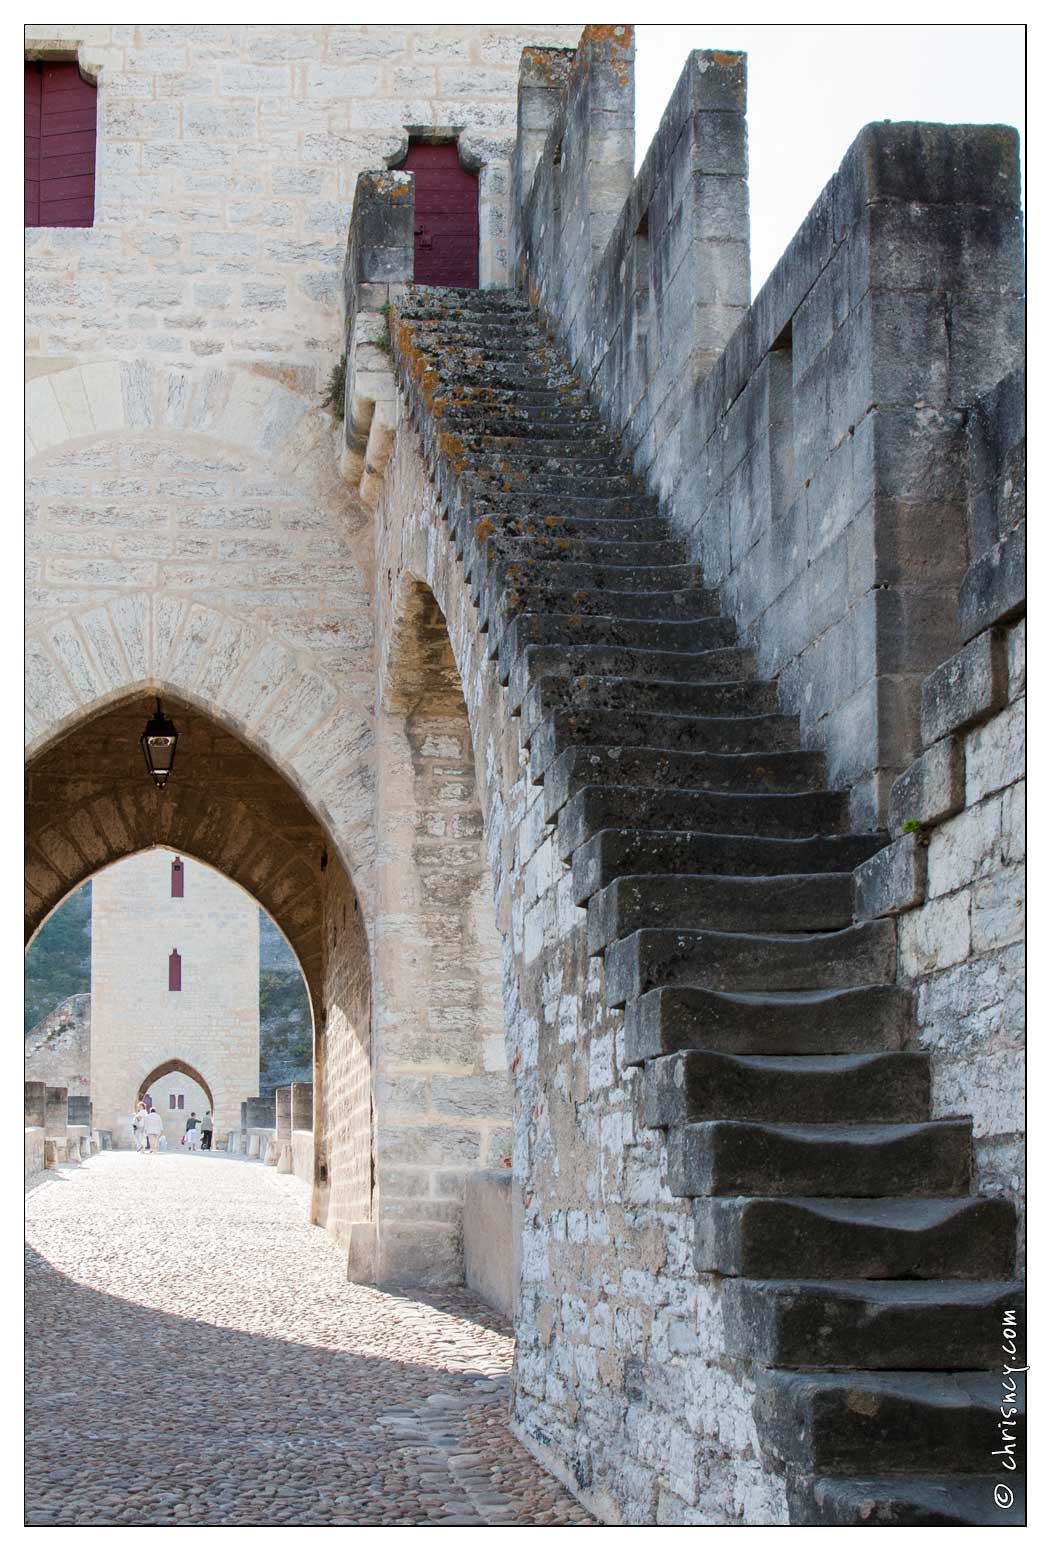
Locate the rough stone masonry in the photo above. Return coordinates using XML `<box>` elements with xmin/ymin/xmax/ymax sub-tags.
<box><xmin>25</xmin><ymin>23</ymin><xmax>1023</xmax><ymax>1527</ymax></box>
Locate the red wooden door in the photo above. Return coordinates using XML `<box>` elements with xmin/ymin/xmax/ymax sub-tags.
<box><xmin>25</xmin><ymin>61</ymin><xmax>96</xmax><ymax>228</ymax></box>
<box><xmin>404</xmin><ymin>142</ymin><xmax>479</xmax><ymax>289</ymax></box>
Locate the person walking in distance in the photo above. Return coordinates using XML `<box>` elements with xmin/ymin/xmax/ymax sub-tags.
<box><xmin>200</xmin><ymin>1110</ymin><xmax>214</xmax><ymax>1151</ymax></box>
<box><xmin>132</xmin><ymin>1101</ymin><xmax>149</xmax><ymax>1153</ymax></box>
<box><xmin>145</xmin><ymin>1105</ymin><xmax>164</xmax><ymax>1154</ymax></box>
<box><xmin>184</xmin><ymin>1112</ymin><xmax>200</xmax><ymax>1152</ymax></box>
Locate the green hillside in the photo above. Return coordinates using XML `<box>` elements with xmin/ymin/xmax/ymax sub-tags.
<box><xmin>25</xmin><ymin>882</ymin><xmax>91</xmax><ymax>1033</ymax></box>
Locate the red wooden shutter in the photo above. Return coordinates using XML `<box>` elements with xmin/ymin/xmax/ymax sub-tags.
<box><xmin>25</xmin><ymin>61</ymin><xmax>96</xmax><ymax>229</ymax></box>
<box><xmin>25</xmin><ymin>65</ymin><xmax>42</xmax><ymax>226</ymax></box>
<box><xmin>404</xmin><ymin>143</ymin><xmax>478</xmax><ymax>289</ymax></box>
<box><xmin>169</xmin><ymin>949</ymin><xmax>182</xmax><ymax>992</ymax></box>
<box><xmin>171</xmin><ymin>858</ymin><xmax>184</xmax><ymax>898</ymax></box>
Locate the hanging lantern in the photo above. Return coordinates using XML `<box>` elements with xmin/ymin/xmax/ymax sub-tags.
<box><xmin>140</xmin><ymin>699</ymin><xmax>178</xmax><ymax>787</ymax></box>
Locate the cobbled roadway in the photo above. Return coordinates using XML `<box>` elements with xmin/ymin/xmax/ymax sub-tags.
<box><xmin>25</xmin><ymin>1151</ymin><xmax>593</xmax><ymax>1526</ymax></box>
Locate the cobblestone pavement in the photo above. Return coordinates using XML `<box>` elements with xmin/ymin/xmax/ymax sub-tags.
<box><xmin>25</xmin><ymin>1152</ymin><xmax>593</xmax><ymax>1527</ymax></box>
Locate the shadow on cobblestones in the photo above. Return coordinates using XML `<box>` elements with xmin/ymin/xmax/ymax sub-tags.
<box><xmin>25</xmin><ymin>1156</ymin><xmax>592</xmax><ymax>1527</ymax></box>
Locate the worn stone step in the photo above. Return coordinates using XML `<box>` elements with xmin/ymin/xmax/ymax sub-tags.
<box><xmin>468</xmin><ymin>449</ymin><xmax>635</xmax><ymax>478</ymax></box>
<box><xmin>606</xmin><ymin>920</ymin><xmax>897</xmax><ymax>1006</ymax></box>
<box><xmin>792</xmin><ymin>1473</ymin><xmax>1025</xmax><ymax>1527</ymax></box>
<box><xmin>501</xmin><ymin>614</ymin><xmax>737</xmax><ymax>681</ymax></box>
<box><xmin>520</xmin><ymin>675</ymin><xmax>778</xmax><ymax>745</ymax></box>
<box><xmin>530</xmin><ymin>709</ymin><xmax>800</xmax><ymax>779</ymax></box>
<box><xmin>573</xmin><ymin>828</ymin><xmax>886</xmax><ymax>903</ymax></box>
<box><xmin>474</xmin><ymin>434</ymin><xmax>626</xmax><ymax>459</ymax></box>
<box><xmin>480</xmin><ymin>514</ymin><xmax>672</xmax><ymax>547</ymax></box>
<box><xmin>438</xmin><ymin>410</ymin><xmax>599</xmax><ymax>435</ymax></box>
<box><xmin>623</xmin><ymin>984</ymin><xmax>911</xmax><ymax>1065</ymax></box>
<box><xmin>693</xmin><ymin>1196</ymin><xmax>1017</xmax><ymax>1278</ymax></box>
<box><xmin>492</xmin><ymin>588</ymin><xmax>723</xmax><ymax>651</ymax></box>
<box><xmin>559</xmin><ymin>786</ymin><xmax>850</xmax><ymax>863</ymax></box>
<box><xmin>471</xmin><ymin>537</ymin><xmax>689</xmax><ymax>596</ymax></box>
<box><xmin>547</xmin><ymin>746</ymin><xmax>827</xmax><ymax>821</ymax></box>
<box><xmin>510</xmin><ymin>644</ymin><xmax>755</xmax><ymax>715</ymax></box>
<box><xmin>724</xmin><ymin>1278</ymin><xmax>1025</xmax><ymax>1370</ymax></box>
<box><xmin>667</xmin><ymin>1119</ymin><xmax>971</xmax><ymax>1198</ymax></box>
<box><xmin>589</xmin><ymin>870</ymin><xmax>852</xmax><ymax>950</ymax></box>
<box><xmin>464</xmin><ymin>468</ymin><xmax>634</xmax><ymax>499</ymax></box>
<box><xmin>469</xmin><ymin>493</ymin><xmax>662</xmax><ymax>527</ymax></box>
<box><xmin>642</xmin><ymin>1050</ymin><xmax>928</xmax><ymax>1128</ymax></box>
<box><xmin>480</xmin><ymin>535</ymin><xmax>688</xmax><ymax>580</ymax></box>
<box><xmin>755</xmin><ymin>1370</ymin><xmax>1024</xmax><ymax>1475</ymax></box>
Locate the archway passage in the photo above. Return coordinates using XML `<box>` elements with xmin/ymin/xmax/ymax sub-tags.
<box><xmin>25</xmin><ymin>691</ymin><xmax>372</xmax><ymax>1241</ymax></box>
<box><xmin>138</xmin><ymin>1059</ymin><xmax>215</xmax><ymax>1113</ymax></box>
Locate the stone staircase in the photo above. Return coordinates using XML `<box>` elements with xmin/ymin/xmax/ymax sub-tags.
<box><xmin>390</xmin><ymin>287</ymin><xmax>1025</xmax><ymax>1527</ymax></box>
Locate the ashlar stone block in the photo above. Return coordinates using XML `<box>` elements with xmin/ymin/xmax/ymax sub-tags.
<box><xmin>888</xmin><ymin>737</ymin><xmax>964</xmax><ymax>836</ymax></box>
<box><xmin>920</xmin><ymin>628</ymin><xmax>1008</xmax><ymax>746</ymax></box>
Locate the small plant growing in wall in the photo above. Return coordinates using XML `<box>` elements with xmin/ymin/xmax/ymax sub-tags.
<box><xmin>378</xmin><ymin>302</ymin><xmax>393</xmax><ymax>355</ymax></box>
<box><xmin>322</xmin><ymin>353</ymin><xmax>346</xmax><ymax>420</ymax></box>
<box><xmin>902</xmin><ymin>818</ymin><xmax>922</xmax><ymax>835</ymax></box>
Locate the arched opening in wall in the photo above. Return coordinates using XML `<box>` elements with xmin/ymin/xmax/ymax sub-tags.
<box><xmin>25</xmin><ymin>691</ymin><xmax>371</xmax><ymax>1244</ymax></box>
<box><xmin>137</xmin><ymin>1058</ymin><xmax>213</xmax><ymax>1149</ymax></box>
<box><xmin>374</xmin><ymin>578</ymin><xmax>512</xmax><ymax>1303</ymax></box>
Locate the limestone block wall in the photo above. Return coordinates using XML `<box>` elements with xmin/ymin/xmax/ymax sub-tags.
<box><xmin>24</xmin><ymin>993</ymin><xmax>92</xmax><ymax>1095</ymax></box>
<box><xmin>854</xmin><ymin>370</ymin><xmax>1025</xmax><ymax>1264</ymax></box>
<box><xmin>315</xmin><ymin>860</ymin><xmax>371</xmax><ymax>1248</ymax></box>
<box><xmin>90</xmin><ymin>851</ymin><xmax>259</xmax><ymax>1145</ymax></box>
<box><xmin>26</xmin><ymin>22</ymin><xmax>577</xmax><ymax>945</ymax></box>
<box><xmin>514</xmin><ymin>32</ymin><xmax>1024</xmax><ymax>825</ymax></box>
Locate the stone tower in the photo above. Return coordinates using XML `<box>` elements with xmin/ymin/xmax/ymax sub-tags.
<box><xmin>90</xmin><ymin>851</ymin><xmax>260</xmax><ymax>1147</ymax></box>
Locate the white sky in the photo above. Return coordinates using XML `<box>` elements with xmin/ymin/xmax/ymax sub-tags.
<box><xmin>635</xmin><ymin>24</ymin><xmax>1026</xmax><ymax>296</ymax></box>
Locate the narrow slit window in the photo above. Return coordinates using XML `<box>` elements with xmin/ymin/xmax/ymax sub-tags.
<box><xmin>169</xmin><ymin>1093</ymin><xmax>176</xmax><ymax>1110</ymax></box>
<box><xmin>177</xmin><ymin>1095</ymin><xmax>185</xmax><ymax>1111</ymax></box>
<box><xmin>171</xmin><ymin>857</ymin><xmax>184</xmax><ymax>898</ymax></box>
<box><xmin>168</xmin><ymin>949</ymin><xmax>182</xmax><ymax>992</ymax></box>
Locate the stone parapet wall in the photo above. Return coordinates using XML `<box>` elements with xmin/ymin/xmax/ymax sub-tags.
<box><xmin>513</xmin><ymin>32</ymin><xmax>1024</xmax><ymax>824</ymax></box>
<box><xmin>855</xmin><ymin>371</ymin><xmax>1025</xmax><ymax>1262</ymax></box>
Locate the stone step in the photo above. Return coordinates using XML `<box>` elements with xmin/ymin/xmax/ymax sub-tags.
<box><xmin>491</xmin><ymin>590</ymin><xmax>724</xmax><ymax>652</ymax></box>
<box><xmin>470</xmin><ymin>491</ymin><xmax>662</xmax><ymax>524</ymax></box>
<box><xmin>724</xmin><ymin>1278</ymin><xmax>1025</xmax><ymax>1370</ymax></box>
<box><xmin>588</xmin><ymin>867</ymin><xmax>852</xmax><ymax>950</ymax></box>
<box><xmin>478</xmin><ymin>535</ymin><xmax>688</xmax><ymax>581</ymax></box>
<box><xmin>480</xmin><ymin>514</ymin><xmax>672</xmax><ymax>547</ymax></box>
<box><xmin>755</xmin><ymin>1370</ymin><xmax>1024</xmax><ymax>1475</ymax></box>
<box><xmin>622</xmin><ymin>984</ymin><xmax>912</xmax><ymax>1065</ymax></box>
<box><xmin>573</xmin><ymin>827</ymin><xmax>886</xmax><ymax>903</ymax></box>
<box><xmin>464</xmin><ymin>468</ymin><xmax>635</xmax><ymax>498</ymax></box>
<box><xmin>439</xmin><ymin>410</ymin><xmax>600</xmax><ymax>435</ymax></box>
<box><xmin>529</xmin><ymin>709</ymin><xmax>800</xmax><ymax>780</ymax></box>
<box><xmin>468</xmin><ymin>449</ymin><xmax>636</xmax><ymax>479</ymax></box>
<box><xmin>546</xmin><ymin>746</ymin><xmax>828</xmax><ymax>821</ymax></box>
<box><xmin>398</xmin><ymin>287</ymin><xmax>527</xmax><ymax>312</ymax></box>
<box><xmin>666</xmin><ymin>1119</ymin><xmax>972</xmax><ymax>1197</ymax></box>
<box><xmin>693</xmin><ymin>1196</ymin><xmax>1017</xmax><ymax>1278</ymax></box>
<box><xmin>558</xmin><ymin>786</ymin><xmax>850</xmax><ymax>863</ymax></box>
<box><xmin>642</xmin><ymin>1049</ymin><xmax>928</xmax><ymax>1128</ymax></box>
<box><xmin>511</xmin><ymin>645</ymin><xmax>756</xmax><ymax>716</ymax></box>
<box><xmin>520</xmin><ymin>675</ymin><xmax>779</xmax><ymax>745</ymax></box>
<box><xmin>474</xmin><ymin>434</ymin><xmax>627</xmax><ymax>459</ymax></box>
<box><xmin>501</xmin><ymin>613</ymin><xmax>737</xmax><ymax>679</ymax></box>
<box><xmin>792</xmin><ymin>1474</ymin><xmax>1025</xmax><ymax>1527</ymax></box>
<box><xmin>606</xmin><ymin>919</ymin><xmax>897</xmax><ymax>1006</ymax></box>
